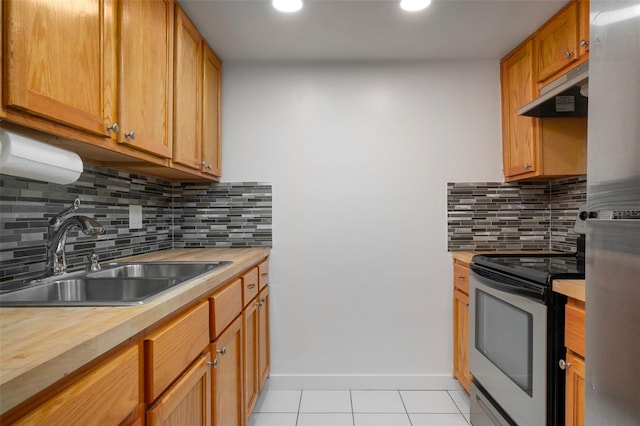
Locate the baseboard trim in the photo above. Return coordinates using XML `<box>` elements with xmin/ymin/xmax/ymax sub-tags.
<box><xmin>263</xmin><ymin>374</ymin><xmax>464</xmax><ymax>391</ymax></box>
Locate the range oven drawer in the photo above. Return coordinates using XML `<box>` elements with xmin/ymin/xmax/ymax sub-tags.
<box><xmin>470</xmin><ymin>382</ymin><xmax>514</xmax><ymax>426</ymax></box>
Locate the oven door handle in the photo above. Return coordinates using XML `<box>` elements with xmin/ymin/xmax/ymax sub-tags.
<box><xmin>471</xmin><ymin>268</ymin><xmax>546</xmax><ymax>302</ymax></box>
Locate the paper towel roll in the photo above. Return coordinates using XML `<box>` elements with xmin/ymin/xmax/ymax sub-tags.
<box><xmin>0</xmin><ymin>128</ymin><xmax>83</xmax><ymax>184</ymax></box>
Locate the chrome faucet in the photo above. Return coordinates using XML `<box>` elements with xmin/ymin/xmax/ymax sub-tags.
<box><xmin>46</xmin><ymin>198</ymin><xmax>105</xmax><ymax>275</ymax></box>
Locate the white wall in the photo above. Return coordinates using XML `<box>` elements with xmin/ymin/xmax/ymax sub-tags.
<box><xmin>222</xmin><ymin>60</ymin><xmax>504</xmax><ymax>389</ymax></box>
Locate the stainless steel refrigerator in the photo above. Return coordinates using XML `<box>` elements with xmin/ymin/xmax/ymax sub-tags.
<box><xmin>586</xmin><ymin>1</ymin><xmax>640</xmax><ymax>424</ymax></box>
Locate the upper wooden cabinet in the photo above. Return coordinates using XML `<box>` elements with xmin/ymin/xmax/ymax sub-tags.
<box><xmin>201</xmin><ymin>44</ymin><xmax>223</xmax><ymax>178</ymax></box>
<box><xmin>578</xmin><ymin>0</ymin><xmax>590</xmax><ymax>57</ymax></box>
<box><xmin>536</xmin><ymin>0</ymin><xmax>589</xmax><ymax>84</ymax></box>
<box><xmin>172</xmin><ymin>6</ymin><xmax>222</xmax><ymax>179</ymax></box>
<box><xmin>3</xmin><ymin>0</ymin><xmax>117</xmax><ymax>138</ymax></box>
<box><xmin>173</xmin><ymin>6</ymin><xmax>203</xmax><ymax>171</ymax></box>
<box><xmin>536</xmin><ymin>2</ymin><xmax>579</xmax><ymax>82</ymax></box>
<box><xmin>119</xmin><ymin>0</ymin><xmax>174</xmax><ymax>159</ymax></box>
<box><xmin>501</xmin><ymin>0</ymin><xmax>588</xmax><ymax>182</ymax></box>
<box><xmin>1</xmin><ymin>0</ymin><xmax>223</xmax><ymax>181</ymax></box>
<box><xmin>501</xmin><ymin>39</ymin><xmax>539</xmax><ymax>179</ymax></box>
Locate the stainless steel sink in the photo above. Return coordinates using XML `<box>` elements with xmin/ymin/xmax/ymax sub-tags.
<box><xmin>0</xmin><ymin>261</ymin><xmax>232</xmax><ymax>306</ymax></box>
<box><xmin>87</xmin><ymin>262</ymin><xmax>224</xmax><ymax>280</ymax></box>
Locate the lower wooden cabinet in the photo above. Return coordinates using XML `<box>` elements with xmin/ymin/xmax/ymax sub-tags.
<box><xmin>2</xmin><ymin>257</ymin><xmax>271</xmax><ymax>426</ymax></box>
<box><xmin>452</xmin><ymin>258</ymin><xmax>471</xmax><ymax>393</ymax></box>
<box><xmin>257</xmin><ymin>286</ymin><xmax>271</xmax><ymax>392</ymax></box>
<box><xmin>211</xmin><ymin>316</ymin><xmax>244</xmax><ymax>426</ymax></box>
<box><xmin>146</xmin><ymin>353</ymin><xmax>211</xmax><ymax>426</ymax></box>
<box><xmin>565</xmin><ymin>350</ymin><xmax>585</xmax><ymax>426</ymax></box>
<box><xmin>243</xmin><ymin>298</ymin><xmax>260</xmax><ymax>419</ymax></box>
<box><xmin>563</xmin><ymin>298</ymin><xmax>586</xmax><ymax>426</ymax></box>
<box><xmin>13</xmin><ymin>345</ymin><xmax>140</xmax><ymax>425</ymax></box>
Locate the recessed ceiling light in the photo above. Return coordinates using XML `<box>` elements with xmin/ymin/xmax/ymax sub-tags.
<box><xmin>400</xmin><ymin>0</ymin><xmax>432</xmax><ymax>12</ymax></box>
<box><xmin>273</xmin><ymin>0</ymin><xmax>303</xmax><ymax>13</ymax></box>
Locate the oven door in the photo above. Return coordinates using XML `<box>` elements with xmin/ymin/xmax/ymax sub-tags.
<box><xmin>469</xmin><ymin>268</ymin><xmax>548</xmax><ymax>426</ymax></box>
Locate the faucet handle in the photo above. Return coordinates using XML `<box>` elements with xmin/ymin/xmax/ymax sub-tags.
<box><xmin>88</xmin><ymin>251</ymin><xmax>101</xmax><ymax>271</ymax></box>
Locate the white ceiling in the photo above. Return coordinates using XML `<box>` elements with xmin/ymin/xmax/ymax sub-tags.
<box><xmin>177</xmin><ymin>0</ymin><xmax>567</xmax><ymax>63</ymax></box>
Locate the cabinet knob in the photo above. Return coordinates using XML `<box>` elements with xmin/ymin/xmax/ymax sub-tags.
<box><xmin>216</xmin><ymin>347</ymin><xmax>227</xmax><ymax>356</ymax></box>
<box><xmin>107</xmin><ymin>123</ymin><xmax>119</xmax><ymax>134</ymax></box>
<box><xmin>198</xmin><ymin>161</ymin><xmax>206</xmax><ymax>167</ymax></box>
<box><xmin>564</xmin><ymin>51</ymin><xmax>574</xmax><ymax>59</ymax></box>
<box><xmin>580</xmin><ymin>39</ymin><xmax>589</xmax><ymax>47</ymax></box>
<box><xmin>125</xmin><ymin>130</ymin><xmax>136</xmax><ymax>140</ymax></box>
<box><xmin>559</xmin><ymin>359</ymin><xmax>572</xmax><ymax>370</ymax></box>
<box><xmin>206</xmin><ymin>164</ymin><xmax>212</xmax><ymax>170</ymax></box>
<box><xmin>524</xmin><ymin>163</ymin><xmax>532</xmax><ymax>170</ymax></box>
<box><xmin>208</xmin><ymin>358</ymin><xmax>219</xmax><ymax>368</ymax></box>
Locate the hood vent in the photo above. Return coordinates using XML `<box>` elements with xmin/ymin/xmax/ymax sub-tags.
<box><xmin>518</xmin><ymin>61</ymin><xmax>589</xmax><ymax>117</ymax></box>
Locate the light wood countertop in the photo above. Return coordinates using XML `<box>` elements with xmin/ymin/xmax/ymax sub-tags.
<box><xmin>0</xmin><ymin>247</ymin><xmax>270</xmax><ymax>415</ymax></box>
<box><xmin>553</xmin><ymin>279</ymin><xmax>586</xmax><ymax>302</ymax></box>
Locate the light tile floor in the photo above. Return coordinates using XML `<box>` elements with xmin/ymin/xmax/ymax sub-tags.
<box><xmin>249</xmin><ymin>389</ymin><xmax>471</xmax><ymax>426</ymax></box>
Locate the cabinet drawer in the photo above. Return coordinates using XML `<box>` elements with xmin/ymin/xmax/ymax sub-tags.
<box><xmin>258</xmin><ymin>260</ymin><xmax>269</xmax><ymax>290</ymax></box>
<box><xmin>565</xmin><ymin>301</ymin><xmax>585</xmax><ymax>357</ymax></box>
<box><xmin>453</xmin><ymin>262</ymin><xmax>469</xmax><ymax>294</ymax></box>
<box><xmin>242</xmin><ymin>267</ymin><xmax>259</xmax><ymax>307</ymax></box>
<box><xmin>209</xmin><ymin>278</ymin><xmax>242</xmax><ymax>340</ymax></box>
<box><xmin>16</xmin><ymin>346</ymin><xmax>139</xmax><ymax>425</ymax></box>
<box><xmin>144</xmin><ymin>301</ymin><xmax>210</xmax><ymax>403</ymax></box>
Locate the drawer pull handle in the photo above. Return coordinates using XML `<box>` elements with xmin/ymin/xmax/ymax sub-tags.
<box><xmin>247</xmin><ymin>284</ymin><xmax>256</xmax><ymax>289</ymax></box>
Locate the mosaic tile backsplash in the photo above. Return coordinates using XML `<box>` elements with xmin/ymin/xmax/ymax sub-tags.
<box><xmin>0</xmin><ymin>164</ymin><xmax>272</xmax><ymax>284</ymax></box>
<box><xmin>447</xmin><ymin>177</ymin><xmax>587</xmax><ymax>252</ymax></box>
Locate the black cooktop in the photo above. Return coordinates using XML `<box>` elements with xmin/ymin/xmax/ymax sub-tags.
<box><xmin>471</xmin><ymin>253</ymin><xmax>585</xmax><ymax>286</ymax></box>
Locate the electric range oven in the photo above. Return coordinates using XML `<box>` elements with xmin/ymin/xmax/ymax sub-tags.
<box><xmin>468</xmin><ymin>253</ymin><xmax>585</xmax><ymax>426</ymax></box>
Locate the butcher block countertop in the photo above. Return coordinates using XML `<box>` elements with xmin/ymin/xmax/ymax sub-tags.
<box><xmin>553</xmin><ymin>279</ymin><xmax>586</xmax><ymax>302</ymax></box>
<box><xmin>0</xmin><ymin>247</ymin><xmax>270</xmax><ymax>415</ymax></box>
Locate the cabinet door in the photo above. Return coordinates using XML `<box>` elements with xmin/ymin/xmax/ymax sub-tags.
<box><xmin>212</xmin><ymin>316</ymin><xmax>244</xmax><ymax>426</ymax></box>
<box><xmin>537</xmin><ymin>2</ymin><xmax>578</xmax><ymax>82</ymax></box>
<box><xmin>3</xmin><ymin>0</ymin><xmax>116</xmax><ymax>137</ymax></box>
<box><xmin>501</xmin><ymin>39</ymin><xmax>539</xmax><ymax>179</ymax></box>
<box><xmin>173</xmin><ymin>5</ymin><xmax>202</xmax><ymax>170</ymax></box>
<box><xmin>243</xmin><ymin>300</ymin><xmax>259</xmax><ymax>419</ymax></box>
<box><xmin>119</xmin><ymin>0</ymin><xmax>173</xmax><ymax>158</ymax></box>
<box><xmin>565</xmin><ymin>351</ymin><xmax>585</xmax><ymax>426</ymax></box>
<box><xmin>202</xmin><ymin>43</ymin><xmax>223</xmax><ymax>177</ymax></box>
<box><xmin>15</xmin><ymin>346</ymin><xmax>139</xmax><ymax>425</ymax></box>
<box><xmin>146</xmin><ymin>353</ymin><xmax>211</xmax><ymax>426</ymax></box>
<box><xmin>258</xmin><ymin>287</ymin><xmax>271</xmax><ymax>392</ymax></box>
<box><xmin>453</xmin><ymin>288</ymin><xmax>470</xmax><ymax>393</ymax></box>
<box><xmin>144</xmin><ymin>301</ymin><xmax>210</xmax><ymax>403</ymax></box>
<box><xmin>578</xmin><ymin>0</ymin><xmax>590</xmax><ymax>57</ymax></box>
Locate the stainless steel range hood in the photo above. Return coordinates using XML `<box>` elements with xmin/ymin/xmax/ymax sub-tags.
<box><xmin>518</xmin><ymin>61</ymin><xmax>589</xmax><ymax>117</ymax></box>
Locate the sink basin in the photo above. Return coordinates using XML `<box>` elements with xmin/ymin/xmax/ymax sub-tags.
<box><xmin>87</xmin><ymin>262</ymin><xmax>227</xmax><ymax>280</ymax></box>
<box><xmin>0</xmin><ymin>261</ymin><xmax>232</xmax><ymax>306</ymax></box>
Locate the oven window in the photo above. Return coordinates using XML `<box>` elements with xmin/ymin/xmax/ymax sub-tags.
<box><xmin>475</xmin><ymin>289</ymin><xmax>533</xmax><ymax>396</ymax></box>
